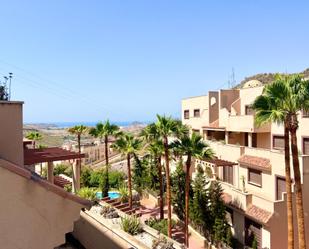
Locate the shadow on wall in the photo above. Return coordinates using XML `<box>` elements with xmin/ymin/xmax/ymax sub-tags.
<box><xmin>73</xmin><ymin>212</ymin><xmax>132</xmax><ymax>249</ymax></box>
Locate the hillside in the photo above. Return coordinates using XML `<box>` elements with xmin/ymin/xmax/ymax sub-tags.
<box><xmin>235</xmin><ymin>68</ymin><xmax>309</xmax><ymax>89</ymax></box>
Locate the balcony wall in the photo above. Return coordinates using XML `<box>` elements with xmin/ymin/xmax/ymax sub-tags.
<box><xmin>227</xmin><ymin>115</ymin><xmax>271</xmax><ymax>133</ymax></box>
<box><xmin>220</xmin><ymin>181</ymin><xmax>252</xmax><ymax>210</ymax></box>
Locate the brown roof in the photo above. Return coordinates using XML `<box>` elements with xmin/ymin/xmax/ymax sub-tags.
<box><xmin>238</xmin><ymin>155</ymin><xmax>271</xmax><ymax>172</ymax></box>
<box><xmin>204</xmin><ymin>157</ymin><xmax>238</xmax><ymax>167</ymax></box>
<box><xmin>246</xmin><ymin>205</ymin><xmax>272</xmax><ymax>224</ymax></box>
<box><xmin>222</xmin><ymin>192</ymin><xmax>272</xmax><ymax>224</ymax></box>
<box><xmin>0</xmin><ymin>159</ymin><xmax>92</xmax><ymax>207</ymax></box>
<box><xmin>24</xmin><ymin>147</ymin><xmax>85</xmax><ymax>165</ymax></box>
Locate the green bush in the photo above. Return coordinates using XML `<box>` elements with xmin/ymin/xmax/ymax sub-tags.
<box><xmin>77</xmin><ymin>187</ymin><xmax>97</xmax><ymax>201</ymax></box>
<box><xmin>81</xmin><ymin>166</ymin><xmax>92</xmax><ymax>187</ymax></box>
<box><xmin>109</xmin><ymin>170</ymin><xmax>125</xmax><ymax>189</ymax></box>
<box><xmin>89</xmin><ymin>170</ymin><xmax>103</xmax><ymax>187</ymax></box>
<box><xmin>100</xmin><ymin>168</ymin><xmax>109</xmax><ymax>197</ymax></box>
<box><xmin>121</xmin><ymin>215</ymin><xmax>142</xmax><ymax>235</ymax></box>
<box><xmin>119</xmin><ymin>186</ymin><xmax>129</xmax><ymax>203</ymax></box>
<box><xmin>53</xmin><ymin>164</ymin><xmax>69</xmax><ymax>176</ymax></box>
<box><xmin>252</xmin><ymin>235</ymin><xmax>258</xmax><ymax>249</ymax></box>
<box><xmin>64</xmin><ymin>184</ymin><xmax>72</xmax><ymax>193</ymax></box>
<box><xmin>146</xmin><ymin>218</ymin><xmax>176</xmax><ymax>236</ymax></box>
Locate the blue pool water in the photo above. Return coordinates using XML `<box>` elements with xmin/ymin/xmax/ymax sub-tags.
<box><xmin>96</xmin><ymin>191</ymin><xmax>120</xmax><ymax>200</ymax></box>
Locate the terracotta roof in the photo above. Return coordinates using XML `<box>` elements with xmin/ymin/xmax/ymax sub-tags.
<box><xmin>0</xmin><ymin>159</ymin><xmax>92</xmax><ymax>208</ymax></box>
<box><xmin>238</xmin><ymin>155</ymin><xmax>271</xmax><ymax>172</ymax></box>
<box><xmin>24</xmin><ymin>147</ymin><xmax>85</xmax><ymax>165</ymax></box>
<box><xmin>222</xmin><ymin>192</ymin><xmax>272</xmax><ymax>224</ymax></box>
<box><xmin>246</xmin><ymin>205</ymin><xmax>272</xmax><ymax>224</ymax></box>
<box><xmin>204</xmin><ymin>157</ymin><xmax>238</xmax><ymax>167</ymax></box>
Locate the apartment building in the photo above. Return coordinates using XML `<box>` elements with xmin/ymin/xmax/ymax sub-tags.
<box><xmin>181</xmin><ymin>80</ymin><xmax>309</xmax><ymax>249</ymax></box>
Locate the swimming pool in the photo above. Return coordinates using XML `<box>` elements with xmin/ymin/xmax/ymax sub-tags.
<box><xmin>96</xmin><ymin>191</ymin><xmax>120</xmax><ymax>200</ymax></box>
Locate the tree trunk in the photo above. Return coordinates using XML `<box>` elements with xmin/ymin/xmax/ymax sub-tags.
<box><xmin>105</xmin><ymin>135</ymin><xmax>109</xmax><ymax>165</ymax></box>
<box><xmin>185</xmin><ymin>154</ymin><xmax>191</xmax><ymax>248</ymax></box>
<box><xmin>164</xmin><ymin>136</ymin><xmax>172</xmax><ymax>238</ymax></box>
<box><xmin>158</xmin><ymin>156</ymin><xmax>164</xmax><ymax>220</ymax></box>
<box><xmin>104</xmin><ymin>135</ymin><xmax>109</xmax><ymax>197</ymax></box>
<box><xmin>284</xmin><ymin>121</ymin><xmax>294</xmax><ymax>249</ymax></box>
<box><xmin>127</xmin><ymin>153</ymin><xmax>133</xmax><ymax>209</ymax></box>
<box><xmin>290</xmin><ymin>114</ymin><xmax>306</xmax><ymax>249</ymax></box>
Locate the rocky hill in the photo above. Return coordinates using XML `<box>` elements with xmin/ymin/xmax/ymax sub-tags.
<box><xmin>235</xmin><ymin>68</ymin><xmax>309</xmax><ymax>89</ymax></box>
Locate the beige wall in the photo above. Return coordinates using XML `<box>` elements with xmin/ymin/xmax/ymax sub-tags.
<box><xmin>182</xmin><ymin>95</ymin><xmax>209</xmax><ymax>131</ymax></box>
<box><xmin>74</xmin><ymin>211</ymin><xmax>149</xmax><ymax>249</ymax></box>
<box><xmin>0</xmin><ymin>101</ymin><xmax>23</xmax><ymax>166</ymax></box>
<box><xmin>239</xmin><ymin>86</ymin><xmax>263</xmax><ymax>115</ymax></box>
<box><xmin>0</xmin><ymin>162</ymin><xmax>84</xmax><ymax>249</ymax></box>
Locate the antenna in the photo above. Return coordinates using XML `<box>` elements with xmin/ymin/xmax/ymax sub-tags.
<box><xmin>9</xmin><ymin>72</ymin><xmax>13</xmax><ymax>100</ymax></box>
<box><xmin>228</xmin><ymin>68</ymin><xmax>236</xmax><ymax>89</ymax></box>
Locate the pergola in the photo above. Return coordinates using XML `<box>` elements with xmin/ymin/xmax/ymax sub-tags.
<box><xmin>24</xmin><ymin>147</ymin><xmax>85</xmax><ymax>193</ymax></box>
<box><xmin>196</xmin><ymin>157</ymin><xmax>237</xmax><ymax>178</ymax></box>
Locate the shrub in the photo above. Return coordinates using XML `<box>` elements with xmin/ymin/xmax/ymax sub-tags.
<box><xmin>81</xmin><ymin>166</ymin><xmax>92</xmax><ymax>187</ymax></box>
<box><xmin>152</xmin><ymin>236</ymin><xmax>175</xmax><ymax>249</ymax></box>
<box><xmin>120</xmin><ymin>215</ymin><xmax>142</xmax><ymax>235</ymax></box>
<box><xmin>53</xmin><ymin>164</ymin><xmax>68</xmax><ymax>176</ymax></box>
<box><xmin>109</xmin><ymin>170</ymin><xmax>125</xmax><ymax>189</ymax></box>
<box><xmin>77</xmin><ymin>187</ymin><xmax>97</xmax><ymax>201</ymax></box>
<box><xmin>64</xmin><ymin>184</ymin><xmax>72</xmax><ymax>193</ymax></box>
<box><xmin>119</xmin><ymin>186</ymin><xmax>129</xmax><ymax>203</ymax></box>
<box><xmin>146</xmin><ymin>218</ymin><xmax>176</xmax><ymax>236</ymax></box>
<box><xmin>100</xmin><ymin>205</ymin><xmax>119</xmax><ymax>219</ymax></box>
<box><xmin>89</xmin><ymin>170</ymin><xmax>102</xmax><ymax>187</ymax></box>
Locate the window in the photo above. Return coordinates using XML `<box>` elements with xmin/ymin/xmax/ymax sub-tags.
<box><xmin>276</xmin><ymin>177</ymin><xmax>286</xmax><ymax>200</ymax></box>
<box><xmin>184</xmin><ymin>110</ymin><xmax>189</xmax><ymax>119</ymax></box>
<box><xmin>245</xmin><ymin>105</ymin><xmax>254</xmax><ymax>115</ymax></box>
<box><xmin>194</xmin><ymin>109</ymin><xmax>200</xmax><ymax>117</ymax></box>
<box><xmin>223</xmin><ymin>165</ymin><xmax>234</xmax><ymax>185</ymax></box>
<box><xmin>248</xmin><ymin>169</ymin><xmax>262</xmax><ymax>187</ymax></box>
<box><xmin>303</xmin><ymin>137</ymin><xmax>309</xmax><ymax>155</ymax></box>
<box><xmin>273</xmin><ymin>135</ymin><xmax>284</xmax><ymax>149</ymax></box>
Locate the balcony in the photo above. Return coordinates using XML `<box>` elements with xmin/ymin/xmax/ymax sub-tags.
<box><xmin>220</xmin><ymin>181</ymin><xmax>252</xmax><ymax>211</ymax></box>
<box><xmin>227</xmin><ymin>115</ymin><xmax>270</xmax><ymax>133</ymax></box>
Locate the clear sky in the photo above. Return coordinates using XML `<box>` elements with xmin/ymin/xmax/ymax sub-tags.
<box><xmin>1</xmin><ymin>0</ymin><xmax>308</xmax><ymax>123</ymax></box>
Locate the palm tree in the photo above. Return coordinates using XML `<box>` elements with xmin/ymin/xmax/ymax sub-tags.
<box><xmin>89</xmin><ymin>120</ymin><xmax>121</xmax><ymax>197</ymax></box>
<box><xmin>112</xmin><ymin>133</ymin><xmax>142</xmax><ymax>208</ymax></box>
<box><xmin>252</xmin><ymin>74</ymin><xmax>309</xmax><ymax>249</ymax></box>
<box><xmin>68</xmin><ymin>125</ymin><xmax>88</xmax><ymax>157</ymax></box>
<box><xmin>171</xmin><ymin>132</ymin><xmax>213</xmax><ymax>247</ymax></box>
<box><xmin>26</xmin><ymin>132</ymin><xmax>43</xmax><ymax>148</ymax></box>
<box><xmin>141</xmin><ymin>123</ymin><xmax>165</xmax><ymax>219</ymax></box>
<box><xmin>154</xmin><ymin>115</ymin><xmax>188</xmax><ymax>238</ymax></box>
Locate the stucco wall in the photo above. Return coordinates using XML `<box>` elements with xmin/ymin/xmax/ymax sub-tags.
<box><xmin>0</xmin><ymin>164</ymin><xmax>84</xmax><ymax>249</ymax></box>
<box><xmin>181</xmin><ymin>95</ymin><xmax>209</xmax><ymax>131</ymax></box>
<box><xmin>0</xmin><ymin>101</ymin><xmax>23</xmax><ymax>166</ymax></box>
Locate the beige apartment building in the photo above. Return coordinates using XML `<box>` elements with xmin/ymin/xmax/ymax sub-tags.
<box><xmin>182</xmin><ymin>80</ymin><xmax>309</xmax><ymax>249</ymax></box>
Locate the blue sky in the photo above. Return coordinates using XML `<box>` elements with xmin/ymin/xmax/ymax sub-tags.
<box><xmin>1</xmin><ymin>1</ymin><xmax>309</xmax><ymax>123</ymax></box>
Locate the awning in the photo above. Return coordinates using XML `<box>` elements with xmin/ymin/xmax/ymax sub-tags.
<box><xmin>203</xmin><ymin>157</ymin><xmax>238</xmax><ymax>167</ymax></box>
<box><xmin>24</xmin><ymin>147</ymin><xmax>85</xmax><ymax>165</ymax></box>
<box><xmin>238</xmin><ymin>155</ymin><xmax>271</xmax><ymax>172</ymax></box>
